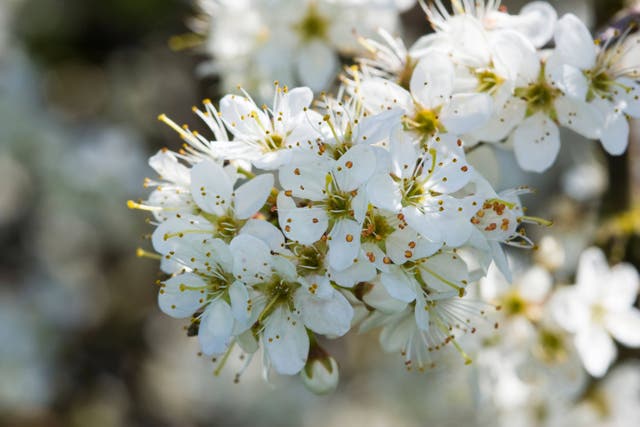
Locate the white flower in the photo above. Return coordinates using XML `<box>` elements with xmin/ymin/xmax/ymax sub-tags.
<box><xmin>277</xmin><ymin>143</ymin><xmax>376</xmax><ymax>271</ymax></box>
<box><xmin>151</xmin><ymin>160</ymin><xmax>273</xmax><ymax>256</ymax></box>
<box><xmin>467</xmin><ymin>175</ymin><xmax>534</xmax><ymax>280</ymax></box>
<box><xmin>156</xmin><ymin>237</ymin><xmax>255</xmax><ymax>356</ymax></box>
<box><xmin>551</xmin><ymin>247</ymin><xmax>640</xmax><ymax>377</ymax></box>
<box><xmin>218</xmin><ymin>85</ymin><xmax>321</xmax><ymax>170</ymax></box>
<box><xmin>368</xmin><ymin>126</ymin><xmax>477</xmax><ymax>246</ymax></box>
<box><xmin>547</xmin><ymin>14</ymin><xmax>640</xmax><ymax>155</ymax></box>
<box><xmin>196</xmin><ymin>0</ymin><xmax>407</xmax><ymax>99</ymax></box>
<box><xmin>424</xmin><ymin>0</ymin><xmax>557</xmax><ymax>48</ymax></box>
<box><xmin>129</xmin><ymin>149</ymin><xmax>195</xmax><ymax>222</ymax></box>
<box><xmin>261</xmin><ymin>273</ymin><xmax>354</xmax><ymax>375</ymax></box>
<box><xmin>481</xmin><ymin>263</ymin><xmax>552</xmax><ymax>320</ymax></box>
<box><xmin>360</xmin><ymin>51</ymin><xmax>493</xmax><ymax>138</ymax></box>
<box><xmin>361</xmin><ymin>250</ymin><xmax>486</xmax><ymax>370</ymax></box>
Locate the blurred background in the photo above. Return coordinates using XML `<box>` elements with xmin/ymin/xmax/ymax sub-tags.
<box><xmin>0</xmin><ymin>0</ymin><xmax>639</xmax><ymax>426</ymax></box>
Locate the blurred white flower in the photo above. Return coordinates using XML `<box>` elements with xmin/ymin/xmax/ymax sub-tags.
<box><xmin>196</xmin><ymin>0</ymin><xmax>410</xmax><ymax>100</ymax></box>
<box><xmin>551</xmin><ymin>247</ymin><xmax>640</xmax><ymax>377</ymax></box>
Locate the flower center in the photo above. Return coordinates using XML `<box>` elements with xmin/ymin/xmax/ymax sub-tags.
<box><xmin>536</xmin><ymin>329</ymin><xmax>567</xmax><ymax>363</ymax></box>
<box><xmin>515</xmin><ymin>80</ymin><xmax>560</xmax><ymax>117</ymax></box>
<box><xmin>201</xmin><ymin>212</ymin><xmax>245</xmax><ymax>241</ymax></box>
<box><xmin>294</xmin><ymin>244</ymin><xmax>326</xmax><ymax>275</ymax></box>
<box><xmin>585</xmin><ymin>70</ymin><xmax>616</xmax><ymax>102</ymax></box>
<box><xmin>295</xmin><ymin>4</ymin><xmax>329</xmax><ymax>41</ymax></box>
<box><xmin>475</xmin><ymin>69</ymin><xmax>504</xmax><ymax>94</ymax></box>
<box><xmin>264</xmin><ymin>133</ymin><xmax>285</xmax><ymax>151</ymax></box>
<box><xmin>501</xmin><ymin>292</ymin><xmax>526</xmax><ymax>316</ymax></box>
<box><xmin>361</xmin><ymin>212</ymin><xmax>396</xmax><ymax>244</ymax></box>
<box><xmin>404</xmin><ymin>107</ymin><xmax>444</xmax><ymax>139</ymax></box>
<box><xmin>325</xmin><ymin>191</ymin><xmax>354</xmax><ymax>220</ymax></box>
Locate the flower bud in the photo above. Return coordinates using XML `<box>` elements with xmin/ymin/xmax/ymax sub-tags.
<box><xmin>300</xmin><ymin>349</ymin><xmax>339</xmax><ymax>395</ymax></box>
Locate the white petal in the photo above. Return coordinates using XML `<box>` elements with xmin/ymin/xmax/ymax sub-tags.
<box><xmin>229</xmin><ymin>280</ymin><xmax>251</xmax><ymax>326</ymax></box>
<box><xmin>410</xmin><ymin>54</ymin><xmax>454</xmax><ymax>109</ymax></box>
<box><xmin>354</xmin><ymin>108</ymin><xmax>403</xmax><ymax>145</ymax></box>
<box><xmin>281</xmin><ymin>86</ymin><xmax>313</xmax><ymax>116</ymax></box>
<box><xmin>277</xmin><ymin>192</ymin><xmax>328</xmax><ymax>244</ymax></box>
<box><xmin>149</xmin><ymin>150</ymin><xmax>190</xmax><ymax>186</ymax></box>
<box><xmin>199</xmin><ymin>299</ymin><xmax>234</xmax><ymax>355</ymax></box>
<box><xmin>229</xmin><ymin>234</ymin><xmax>273</xmax><ymax>285</ymax></box>
<box><xmin>151</xmin><ymin>214</ymin><xmax>211</xmax><ymax>255</ymax></box>
<box><xmin>158</xmin><ymin>273</ymin><xmax>207</xmax><ymax>318</ymax></box>
<box><xmin>327</xmin><ymin>219</ymin><xmax>362</xmax><ymax>271</ymax></box>
<box><xmin>419</xmin><ymin>252</ymin><xmax>469</xmax><ymax>294</ymax></box>
<box><xmin>329</xmin><ymin>254</ymin><xmax>377</xmax><ymax>288</ymax></box>
<box><xmin>367</xmin><ymin>174</ymin><xmax>402</xmax><ymax>211</ymax></box>
<box><xmin>414</xmin><ymin>292</ymin><xmax>430</xmax><ymax>332</ymax></box>
<box><xmin>576</xmin><ymin>247</ymin><xmax>610</xmax><ymax>301</ymax></box>
<box><xmin>233</xmin><ymin>173</ymin><xmax>273</xmax><ymax>219</ymax></box>
<box><xmin>264</xmin><ymin>307</ymin><xmax>309</xmax><ymax>375</ymax></box>
<box><xmin>617</xmin><ymin>77</ymin><xmax>640</xmax><ymax>118</ymax></box>
<box><xmin>489</xmin><ymin>241</ymin><xmax>511</xmax><ymax>283</ymax></box>
<box><xmin>545</xmin><ymin>55</ymin><xmax>589</xmax><ymax>100</ymax></box>
<box><xmin>351</xmin><ymin>188</ymin><xmax>369</xmax><ymax>223</ymax></box>
<box><xmin>300</xmin><ymin>274</ymin><xmax>334</xmax><ymax>300</ymax></box>
<box><xmin>550</xmin><ymin>287</ymin><xmax>590</xmax><ymax>334</ymax></box>
<box><xmin>379</xmin><ymin>311</ymin><xmax>414</xmax><ymax>352</ymax></box>
<box><xmin>517</xmin><ymin>1</ymin><xmax>558</xmax><ymax>48</ymax></box>
<box><xmin>471</xmin><ymin>96</ymin><xmax>527</xmax><ymax>142</ymax></box>
<box><xmin>440</xmin><ymin>93</ymin><xmax>493</xmax><ymax>135</ymax></box>
<box><xmin>600</xmin><ymin>110</ymin><xmax>629</xmax><ymax>156</ymax></box>
<box><xmin>602</xmin><ymin>263</ymin><xmax>640</xmax><ymax>311</ymax></box>
<box><xmin>333</xmin><ymin>144</ymin><xmax>376</xmax><ymax>192</ymax></box>
<box><xmin>220</xmin><ymin>94</ymin><xmax>270</xmax><ymax>139</ymax></box>
<box><xmin>389</xmin><ymin>125</ymin><xmax>418</xmax><ymax>179</ymax></box>
<box><xmin>426</xmin><ymin>136</ymin><xmax>473</xmax><ymax>194</ymax></box>
<box><xmin>555</xmin><ymin>96</ymin><xmax>602</xmax><ymax>139</ymax></box>
<box><xmin>190</xmin><ymin>160</ymin><xmax>233</xmax><ymax>216</ymax></box>
<box><xmin>574</xmin><ymin>325</ymin><xmax>617</xmax><ymax>377</ymax></box>
<box><xmin>295</xmin><ymin>287</ymin><xmax>354</xmax><ymax>336</ymax></box>
<box><xmin>362</xmin><ymin>281</ymin><xmax>408</xmax><ymax>314</ymax></box>
<box><xmin>380</xmin><ymin>266</ymin><xmax>417</xmax><ymax>303</ymax></box>
<box><xmin>360</xmin><ymin>77</ymin><xmax>413</xmax><ymax>113</ymax></box>
<box><xmin>490</xmin><ymin>30</ymin><xmax>536</xmax><ymax>81</ymax></box>
<box><xmin>296</xmin><ymin>40</ymin><xmax>338</xmax><ymax>92</ymax></box>
<box><xmin>252</xmin><ymin>149</ymin><xmax>292</xmax><ymax>171</ymax></box>
<box><xmin>554</xmin><ymin>14</ymin><xmax>596</xmax><ymax>70</ymax></box>
<box><xmin>402</xmin><ymin>205</ymin><xmax>443</xmax><ymax>243</ymax></box>
<box><xmin>239</xmin><ymin>219</ymin><xmax>286</xmax><ymax>253</ymax></box>
<box><xmin>279</xmin><ymin>160</ymin><xmax>329</xmax><ymax>200</ymax></box>
<box><xmin>517</xmin><ymin>266</ymin><xmax>552</xmax><ymax>303</ymax></box>
<box><xmin>511</xmin><ymin>113</ymin><xmax>560</xmax><ymax>172</ymax></box>
<box><xmin>442</xmin><ymin>15</ymin><xmax>491</xmax><ymax>67</ymax></box>
<box><xmin>606</xmin><ymin>309</ymin><xmax>640</xmax><ymax>347</ymax></box>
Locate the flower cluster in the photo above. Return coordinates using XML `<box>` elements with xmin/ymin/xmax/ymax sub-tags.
<box><xmin>130</xmin><ymin>77</ymin><xmax>541</xmax><ymax>389</ymax></box>
<box><xmin>476</xmin><ymin>244</ymin><xmax>640</xmax><ymax>421</ymax></box>
<box><xmin>350</xmin><ymin>0</ymin><xmax>640</xmax><ymax>171</ymax></box>
<box><xmin>190</xmin><ymin>0</ymin><xmax>415</xmax><ymax>101</ymax></box>
<box><xmin>130</xmin><ymin>0</ymin><xmax>639</xmax><ymax>393</ymax></box>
